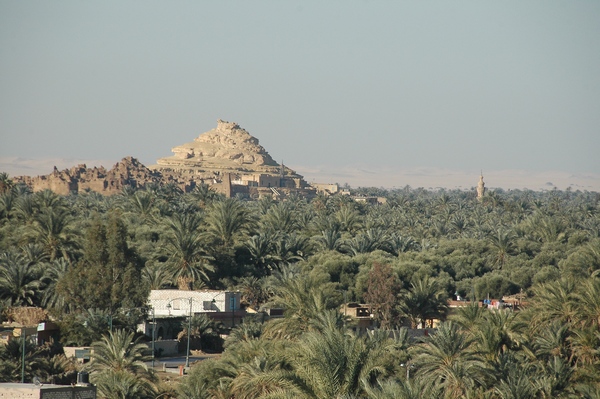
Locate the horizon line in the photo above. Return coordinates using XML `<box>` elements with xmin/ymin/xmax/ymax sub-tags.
<box><xmin>1</xmin><ymin>156</ymin><xmax>599</xmax><ymax>193</ymax></box>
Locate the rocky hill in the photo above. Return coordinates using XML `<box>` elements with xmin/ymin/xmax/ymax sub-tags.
<box><xmin>153</xmin><ymin>119</ymin><xmax>296</xmax><ymax>176</ymax></box>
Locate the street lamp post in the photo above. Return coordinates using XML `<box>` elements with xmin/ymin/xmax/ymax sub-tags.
<box><xmin>230</xmin><ymin>295</ymin><xmax>235</xmax><ymax>329</ymax></box>
<box><xmin>186</xmin><ymin>297</ymin><xmax>192</xmax><ymax>368</ymax></box>
<box><xmin>166</xmin><ymin>297</ymin><xmax>195</xmax><ymax>368</ymax></box>
<box><xmin>338</xmin><ymin>290</ymin><xmax>348</xmax><ymax>328</ymax></box>
<box><xmin>20</xmin><ymin>326</ymin><xmax>37</xmax><ymax>383</ymax></box>
<box><xmin>21</xmin><ymin>331</ymin><xmax>26</xmax><ymax>383</ymax></box>
<box><xmin>400</xmin><ymin>362</ymin><xmax>412</xmax><ymax>380</ymax></box>
<box><xmin>151</xmin><ymin>307</ymin><xmax>156</xmax><ymax>369</ymax></box>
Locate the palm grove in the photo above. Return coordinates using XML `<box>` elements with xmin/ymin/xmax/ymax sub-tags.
<box><xmin>0</xmin><ymin>172</ymin><xmax>599</xmax><ymax>398</ymax></box>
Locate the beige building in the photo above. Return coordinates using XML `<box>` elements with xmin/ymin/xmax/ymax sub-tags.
<box><xmin>145</xmin><ymin>289</ymin><xmax>244</xmax><ymax>335</ymax></box>
<box><xmin>312</xmin><ymin>183</ymin><xmax>340</xmax><ymax>195</ymax></box>
<box><xmin>0</xmin><ymin>383</ymin><xmax>96</xmax><ymax>399</ymax></box>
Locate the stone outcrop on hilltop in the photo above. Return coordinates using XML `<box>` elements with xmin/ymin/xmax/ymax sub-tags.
<box><xmin>13</xmin><ymin>157</ymin><xmax>163</xmax><ymax>195</ymax></box>
<box><xmin>154</xmin><ymin>119</ymin><xmax>287</xmax><ymax>175</ymax></box>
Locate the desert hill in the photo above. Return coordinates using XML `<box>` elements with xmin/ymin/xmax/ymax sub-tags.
<box><xmin>152</xmin><ymin>119</ymin><xmax>301</xmax><ymax>178</ymax></box>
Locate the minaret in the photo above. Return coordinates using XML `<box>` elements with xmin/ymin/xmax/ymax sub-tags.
<box><xmin>477</xmin><ymin>172</ymin><xmax>485</xmax><ymax>201</ymax></box>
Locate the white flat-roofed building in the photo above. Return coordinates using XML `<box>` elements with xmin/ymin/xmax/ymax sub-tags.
<box><xmin>144</xmin><ymin>290</ymin><xmax>244</xmax><ymax>336</ymax></box>
<box><xmin>149</xmin><ymin>289</ymin><xmax>241</xmax><ymax>317</ymax></box>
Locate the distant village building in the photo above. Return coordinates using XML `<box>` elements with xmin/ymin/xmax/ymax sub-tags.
<box><xmin>312</xmin><ymin>183</ymin><xmax>340</xmax><ymax>195</ymax></box>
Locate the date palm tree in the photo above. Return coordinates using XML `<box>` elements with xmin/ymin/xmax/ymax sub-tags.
<box><xmin>122</xmin><ymin>190</ymin><xmax>158</xmax><ymax>223</ymax></box>
<box><xmin>191</xmin><ymin>183</ymin><xmax>222</xmax><ymax>208</ymax></box>
<box><xmin>0</xmin><ymin>190</ymin><xmax>16</xmax><ymax>221</ymax></box>
<box><xmin>92</xmin><ymin>369</ymin><xmax>154</xmax><ymax>399</ymax></box>
<box><xmin>0</xmin><ymin>172</ymin><xmax>14</xmax><ymax>194</ymax></box>
<box><xmin>272</xmin><ymin>233</ymin><xmax>310</xmax><ymax>269</ymax></box>
<box><xmin>525</xmin><ymin>277</ymin><xmax>577</xmax><ymax>331</ymax></box>
<box><xmin>523</xmin><ymin>212</ymin><xmax>567</xmax><ymax>244</ymax></box>
<box><xmin>385</xmin><ymin>233</ymin><xmax>418</xmax><ymax>256</ymax></box>
<box><xmin>286</xmin><ymin>318</ymin><xmax>399</xmax><ymax>399</ymax></box>
<box><xmin>204</xmin><ymin>198</ymin><xmax>255</xmax><ymax>248</ymax></box>
<box><xmin>450</xmin><ymin>302</ymin><xmax>487</xmax><ymax>335</ymax></box>
<box><xmin>494</xmin><ymin>368</ymin><xmax>538</xmax><ymax>399</ymax></box>
<box><xmin>343</xmin><ymin>229</ymin><xmax>387</xmax><ymax>256</ymax></box>
<box><xmin>244</xmin><ymin>233</ymin><xmax>277</xmax><ymax>275</ymax></box>
<box><xmin>70</xmin><ymin>190</ymin><xmax>108</xmax><ymax>218</ymax></box>
<box><xmin>534</xmin><ymin>356</ymin><xmax>574</xmax><ymax>398</ymax></box>
<box><xmin>13</xmin><ymin>194</ymin><xmax>38</xmax><ymax>224</ymax></box>
<box><xmin>0</xmin><ymin>251</ymin><xmax>42</xmax><ymax>306</ymax></box>
<box><xmin>450</xmin><ymin>214</ymin><xmax>471</xmax><ymax>238</ymax></box>
<box><xmin>177</xmin><ymin>314</ymin><xmax>217</xmax><ymax>352</ymax></box>
<box><xmin>41</xmin><ymin>258</ymin><xmax>70</xmax><ymax>310</ymax></box>
<box><xmin>29</xmin><ymin>206</ymin><xmax>78</xmax><ymax>261</ymax></box>
<box><xmin>158</xmin><ymin>212</ymin><xmax>213</xmax><ymax>290</ymax></box>
<box><xmin>364</xmin><ymin>377</ymin><xmax>442</xmax><ymax>399</ymax></box>
<box><xmin>411</xmin><ymin>322</ymin><xmax>490</xmax><ymax>399</ymax></box>
<box><xmin>399</xmin><ymin>276</ymin><xmax>449</xmax><ymax>329</ymax></box>
<box><xmin>334</xmin><ymin>205</ymin><xmax>362</xmax><ymax>233</ymax></box>
<box><xmin>262</xmin><ymin>274</ymin><xmax>333</xmax><ymax>339</ymax></box>
<box><xmin>488</xmin><ymin>228</ymin><xmax>516</xmax><ymax>269</ymax></box>
<box><xmin>569</xmin><ymin>325</ymin><xmax>600</xmax><ymax>381</ymax></box>
<box><xmin>475</xmin><ymin>310</ymin><xmax>526</xmax><ymax>363</ymax></box>
<box><xmin>224</xmin><ymin>320</ymin><xmax>263</xmax><ymax>349</ymax></box>
<box><xmin>573</xmin><ymin>275</ymin><xmax>600</xmax><ymax>329</ymax></box>
<box><xmin>0</xmin><ymin>337</ymin><xmax>51</xmax><ymax>382</ymax></box>
<box><xmin>314</xmin><ymin>228</ymin><xmax>343</xmax><ymax>252</ymax></box>
<box><xmin>89</xmin><ymin>329</ymin><xmax>156</xmax><ymax>398</ymax></box>
<box><xmin>229</xmin><ymin>356</ymin><xmax>301</xmax><ymax>399</ymax></box>
<box><xmin>236</xmin><ymin>276</ymin><xmax>269</xmax><ymax>311</ymax></box>
<box><xmin>261</xmin><ymin>201</ymin><xmax>299</xmax><ymax>234</ymax></box>
<box><xmin>141</xmin><ymin>261</ymin><xmax>173</xmax><ymax>290</ymax></box>
<box><xmin>533</xmin><ymin>321</ymin><xmax>571</xmax><ymax>361</ymax></box>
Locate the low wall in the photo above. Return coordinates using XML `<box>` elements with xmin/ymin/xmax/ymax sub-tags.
<box><xmin>151</xmin><ymin>340</ymin><xmax>179</xmax><ymax>357</ymax></box>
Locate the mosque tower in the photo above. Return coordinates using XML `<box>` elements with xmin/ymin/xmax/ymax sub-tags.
<box><xmin>477</xmin><ymin>172</ymin><xmax>486</xmax><ymax>201</ymax></box>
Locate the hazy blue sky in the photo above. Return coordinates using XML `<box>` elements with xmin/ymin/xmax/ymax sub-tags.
<box><xmin>1</xmin><ymin>1</ymin><xmax>599</xmax><ymax>190</ymax></box>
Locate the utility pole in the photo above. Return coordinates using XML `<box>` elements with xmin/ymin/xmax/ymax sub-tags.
<box><xmin>151</xmin><ymin>307</ymin><xmax>156</xmax><ymax>369</ymax></box>
<box><xmin>166</xmin><ymin>297</ymin><xmax>196</xmax><ymax>370</ymax></box>
<box><xmin>21</xmin><ymin>331</ymin><xmax>26</xmax><ymax>383</ymax></box>
<box><xmin>186</xmin><ymin>297</ymin><xmax>192</xmax><ymax>368</ymax></box>
<box><xmin>230</xmin><ymin>295</ymin><xmax>235</xmax><ymax>329</ymax></box>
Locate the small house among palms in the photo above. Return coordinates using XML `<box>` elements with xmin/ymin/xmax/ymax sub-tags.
<box><xmin>144</xmin><ymin>289</ymin><xmax>243</xmax><ymax>340</ymax></box>
<box><xmin>341</xmin><ymin>302</ymin><xmax>374</xmax><ymax>330</ymax></box>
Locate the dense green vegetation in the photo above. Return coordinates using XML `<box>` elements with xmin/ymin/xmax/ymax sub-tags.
<box><xmin>1</xmin><ymin>177</ymin><xmax>599</xmax><ymax>398</ymax></box>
